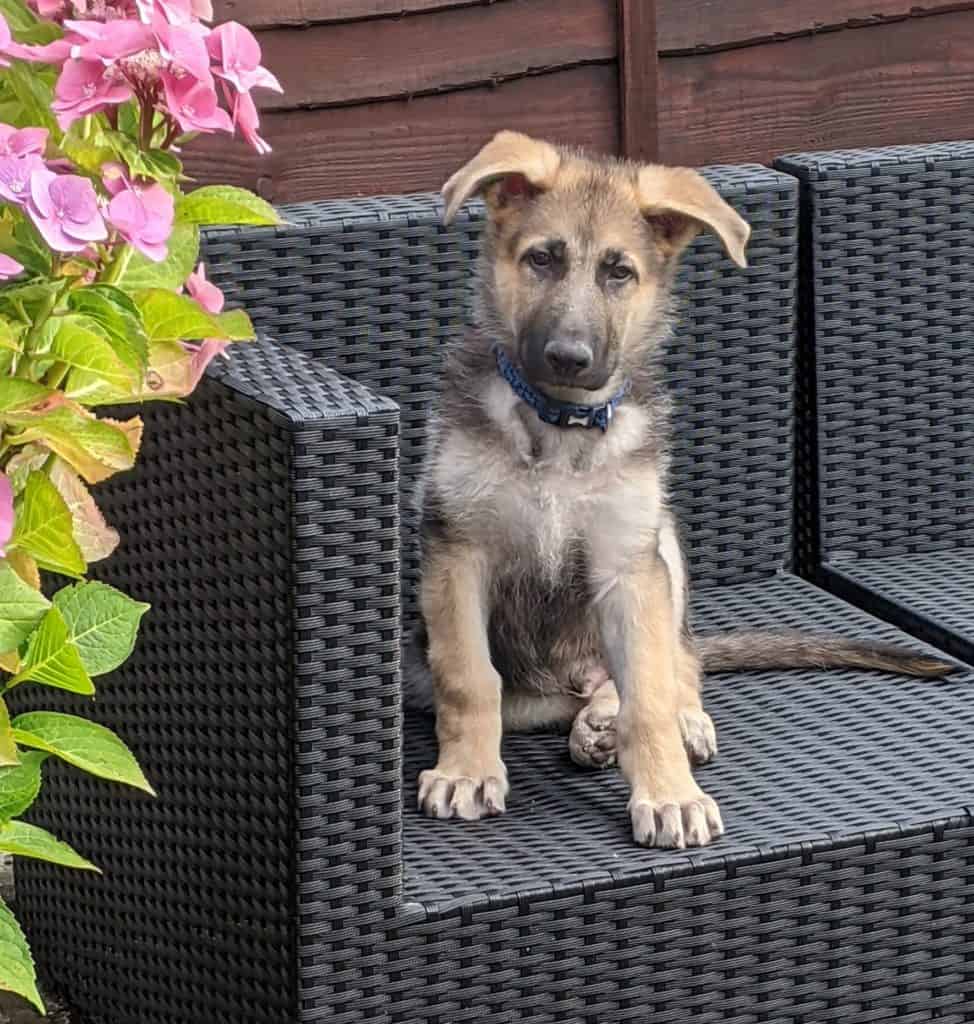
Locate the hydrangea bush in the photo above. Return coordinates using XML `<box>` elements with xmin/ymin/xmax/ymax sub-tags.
<box><xmin>0</xmin><ymin>0</ymin><xmax>282</xmax><ymax>1010</ymax></box>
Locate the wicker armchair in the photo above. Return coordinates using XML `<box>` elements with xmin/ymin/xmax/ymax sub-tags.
<box><xmin>14</xmin><ymin>164</ymin><xmax>974</xmax><ymax>1024</ymax></box>
<box><xmin>777</xmin><ymin>142</ymin><xmax>974</xmax><ymax>664</ymax></box>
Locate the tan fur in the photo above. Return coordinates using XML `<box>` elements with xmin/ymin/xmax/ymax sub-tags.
<box><xmin>417</xmin><ymin>541</ymin><xmax>508</xmax><ymax>820</ymax></box>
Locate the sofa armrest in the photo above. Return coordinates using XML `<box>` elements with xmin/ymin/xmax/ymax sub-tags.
<box><xmin>15</xmin><ymin>338</ymin><xmax>403</xmax><ymax>1022</ymax></box>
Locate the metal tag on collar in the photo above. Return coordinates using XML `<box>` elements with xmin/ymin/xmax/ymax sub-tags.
<box><xmin>560</xmin><ymin>405</ymin><xmax>597</xmax><ymax>428</ymax></box>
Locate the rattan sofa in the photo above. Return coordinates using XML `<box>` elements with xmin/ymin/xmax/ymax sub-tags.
<box><xmin>776</xmin><ymin>142</ymin><xmax>974</xmax><ymax>666</ymax></box>
<box><xmin>14</xmin><ymin>160</ymin><xmax>974</xmax><ymax>1023</ymax></box>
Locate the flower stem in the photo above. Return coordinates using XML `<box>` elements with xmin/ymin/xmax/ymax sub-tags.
<box><xmin>139</xmin><ymin>99</ymin><xmax>154</xmax><ymax>151</ymax></box>
<box><xmin>102</xmin><ymin>244</ymin><xmax>134</xmax><ymax>285</ymax></box>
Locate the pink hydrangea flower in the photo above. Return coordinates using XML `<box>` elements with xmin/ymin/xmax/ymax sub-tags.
<box><xmin>0</xmin><ymin>474</ymin><xmax>12</xmax><ymax>559</ymax></box>
<box><xmin>27</xmin><ymin>168</ymin><xmax>108</xmax><ymax>254</ymax></box>
<box><xmin>182</xmin><ymin>337</ymin><xmax>228</xmax><ymax>388</ymax></box>
<box><xmin>29</xmin><ymin>0</ymin><xmax>68</xmax><ymax>16</ymax></box>
<box><xmin>185</xmin><ymin>262</ymin><xmax>224</xmax><ymax>314</ymax></box>
<box><xmin>52</xmin><ymin>58</ymin><xmax>133</xmax><ymax>129</ymax></box>
<box><xmin>105</xmin><ymin>167</ymin><xmax>174</xmax><ymax>262</ymax></box>
<box><xmin>3</xmin><ymin>37</ymin><xmax>73</xmax><ymax>63</ymax></box>
<box><xmin>61</xmin><ymin>18</ymin><xmax>155</xmax><ymax>62</ymax></box>
<box><xmin>154</xmin><ymin>17</ymin><xmax>211</xmax><ymax>82</ymax></box>
<box><xmin>229</xmin><ymin>89</ymin><xmax>271</xmax><ymax>155</ymax></box>
<box><xmin>0</xmin><ymin>153</ymin><xmax>45</xmax><ymax>206</ymax></box>
<box><xmin>206</xmin><ymin>22</ymin><xmax>281</xmax><ymax>96</ymax></box>
<box><xmin>0</xmin><ymin>126</ymin><xmax>48</xmax><ymax>158</ymax></box>
<box><xmin>0</xmin><ymin>14</ymin><xmax>12</xmax><ymax>69</ymax></box>
<box><xmin>161</xmin><ymin>72</ymin><xmax>232</xmax><ymax>134</ymax></box>
<box><xmin>0</xmin><ymin>255</ymin><xmax>24</xmax><ymax>281</ymax></box>
<box><xmin>137</xmin><ymin>0</ymin><xmax>211</xmax><ymax>25</ymax></box>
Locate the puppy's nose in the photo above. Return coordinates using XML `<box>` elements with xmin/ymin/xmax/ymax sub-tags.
<box><xmin>544</xmin><ymin>338</ymin><xmax>593</xmax><ymax>378</ymax></box>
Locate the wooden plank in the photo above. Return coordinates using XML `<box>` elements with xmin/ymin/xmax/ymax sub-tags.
<box><xmin>657</xmin><ymin>9</ymin><xmax>974</xmax><ymax>166</ymax></box>
<box><xmin>212</xmin><ymin>0</ymin><xmax>497</xmax><ymax>30</ymax></box>
<box><xmin>184</xmin><ymin>65</ymin><xmax>619</xmax><ymax>203</ymax></box>
<box><xmin>658</xmin><ymin>0</ymin><xmax>974</xmax><ymax>54</ymax></box>
<box><xmin>251</xmin><ymin>0</ymin><xmax>614</xmax><ymax>112</ymax></box>
<box><xmin>617</xmin><ymin>0</ymin><xmax>658</xmax><ymax>161</ymax></box>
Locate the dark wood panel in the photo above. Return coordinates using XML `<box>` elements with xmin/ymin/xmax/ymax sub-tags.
<box><xmin>212</xmin><ymin>0</ymin><xmax>497</xmax><ymax>30</ymax></box>
<box><xmin>658</xmin><ymin>9</ymin><xmax>974</xmax><ymax>166</ymax></box>
<box><xmin>185</xmin><ymin>65</ymin><xmax>619</xmax><ymax>202</ymax></box>
<box><xmin>658</xmin><ymin>0</ymin><xmax>974</xmax><ymax>53</ymax></box>
<box><xmin>618</xmin><ymin>0</ymin><xmax>658</xmax><ymax>160</ymax></box>
<box><xmin>253</xmin><ymin>0</ymin><xmax>614</xmax><ymax>111</ymax></box>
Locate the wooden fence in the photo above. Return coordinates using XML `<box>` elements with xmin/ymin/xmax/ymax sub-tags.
<box><xmin>191</xmin><ymin>0</ymin><xmax>974</xmax><ymax>202</ymax></box>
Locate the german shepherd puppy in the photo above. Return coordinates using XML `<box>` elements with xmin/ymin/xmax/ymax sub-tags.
<box><xmin>406</xmin><ymin>131</ymin><xmax>953</xmax><ymax>850</ymax></box>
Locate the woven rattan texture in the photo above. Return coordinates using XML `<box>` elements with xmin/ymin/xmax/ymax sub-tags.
<box><xmin>825</xmin><ymin>549</ymin><xmax>974</xmax><ymax>666</ymax></box>
<box><xmin>203</xmin><ymin>167</ymin><xmax>797</xmax><ymax>622</ymax></box>
<box><xmin>399</xmin><ymin>573</ymin><xmax>974</xmax><ymax>911</ymax></box>
<box><xmin>776</xmin><ymin>143</ymin><xmax>974</xmax><ymax>564</ymax></box>
<box><xmin>14</xmin><ymin>341</ymin><xmax>402</xmax><ymax>1024</ymax></box>
<box><xmin>291</xmin><ymin>576</ymin><xmax>974</xmax><ymax>1023</ymax></box>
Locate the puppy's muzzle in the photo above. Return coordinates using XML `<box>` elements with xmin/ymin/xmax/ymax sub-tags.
<box><xmin>543</xmin><ymin>337</ymin><xmax>593</xmax><ymax>381</ymax></box>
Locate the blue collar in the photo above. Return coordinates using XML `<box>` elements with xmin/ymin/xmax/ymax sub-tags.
<box><xmin>493</xmin><ymin>345</ymin><xmax>630</xmax><ymax>433</ymax></box>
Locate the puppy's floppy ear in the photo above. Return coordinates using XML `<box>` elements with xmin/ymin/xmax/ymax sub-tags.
<box><xmin>441</xmin><ymin>130</ymin><xmax>561</xmax><ymax>225</ymax></box>
<box><xmin>636</xmin><ymin>165</ymin><xmax>750</xmax><ymax>268</ymax></box>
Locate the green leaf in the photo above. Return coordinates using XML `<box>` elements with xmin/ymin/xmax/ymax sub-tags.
<box><xmin>104</xmin><ymin>131</ymin><xmax>182</xmax><ymax>183</ymax></box>
<box><xmin>116</xmin><ymin>221</ymin><xmax>199</xmax><ymax>291</ymax></box>
<box><xmin>60</xmin><ymin>126</ymin><xmax>116</xmax><ymax>177</ymax></box>
<box><xmin>49</xmin><ymin>314</ymin><xmax>138</xmax><ymax>398</ymax></box>
<box><xmin>48</xmin><ymin>460</ymin><xmax>119</xmax><ymax>563</ymax></box>
<box><xmin>9</xmin><ymin>607</ymin><xmax>93</xmax><ymax>695</ymax></box>
<box><xmin>0</xmin><ymin>820</ymin><xmax>99</xmax><ymax>871</ymax></box>
<box><xmin>0</xmin><ymin>751</ymin><xmax>46</xmax><ymax>821</ymax></box>
<box><xmin>9</xmin><ymin>215</ymin><xmax>52</xmax><ymax>277</ymax></box>
<box><xmin>135</xmin><ymin>288</ymin><xmax>227</xmax><ymax>343</ymax></box>
<box><xmin>0</xmin><ymin>378</ymin><xmax>57</xmax><ymax>417</ymax></box>
<box><xmin>0</xmin><ymin>561</ymin><xmax>49</xmax><ymax>653</ymax></box>
<box><xmin>0</xmin><ymin>0</ymin><xmax>41</xmax><ymax>33</ymax></box>
<box><xmin>5</xmin><ymin>404</ymin><xmax>141</xmax><ymax>485</ymax></box>
<box><xmin>67</xmin><ymin>285</ymin><xmax>148</xmax><ymax>372</ymax></box>
<box><xmin>13</xmin><ymin>712</ymin><xmax>154</xmax><ymax>794</ymax></box>
<box><xmin>0</xmin><ymin>700</ymin><xmax>19</xmax><ymax>768</ymax></box>
<box><xmin>0</xmin><ymin>896</ymin><xmax>44</xmax><ymax>1014</ymax></box>
<box><xmin>3</xmin><ymin>62</ymin><xmax>56</xmax><ymax>135</ymax></box>
<box><xmin>0</xmin><ymin>319</ymin><xmax>23</xmax><ymax>353</ymax></box>
<box><xmin>214</xmin><ymin>308</ymin><xmax>255</xmax><ymax>341</ymax></box>
<box><xmin>177</xmin><ymin>185</ymin><xmax>281</xmax><ymax>227</ymax></box>
<box><xmin>11</xmin><ymin>472</ymin><xmax>86</xmax><ymax>578</ymax></box>
<box><xmin>53</xmin><ymin>581</ymin><xmax>148</xmax><ymax>677</ymax></box>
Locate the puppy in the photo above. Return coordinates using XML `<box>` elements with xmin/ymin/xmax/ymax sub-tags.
<box><xmin>405</xmin><ymin>131</ymin><xmax>953</xmax><ymax>849</ymax></box>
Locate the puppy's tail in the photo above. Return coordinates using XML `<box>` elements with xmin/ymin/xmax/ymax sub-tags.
<box><xmin>697</xmin><ymin>630</ymin><xmax>957</xmax><ymax>679</ymax></box>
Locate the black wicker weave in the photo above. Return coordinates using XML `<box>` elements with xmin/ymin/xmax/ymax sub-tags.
<box><xmin>776</xmin><ymin>143</ymin><xmax>974</xmax><ymax>663</ymax></box>
<box><xmin>13</xmin><ymin>168</ymin><xmax>974</xmax><ymax>1023</ymax></box>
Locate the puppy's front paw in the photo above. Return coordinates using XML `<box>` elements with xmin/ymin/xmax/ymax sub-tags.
<box><xmin>629</xmin><ymin>787</ymin><xmax>723</xmax><ymax>849</ymax></box>
<box><xmin>679</xmin><ymin>708</ymin><xmax>718</xmax><ymax>766</ymax></box>
<box><xmin>418</xmin><ymin>764</ymin><xmax>508</xmax><ymax>821</ymax></box>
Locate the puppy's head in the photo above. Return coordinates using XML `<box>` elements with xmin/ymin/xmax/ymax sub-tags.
<box><xmin>442</xmin><ymin>131</ymin><xmax>749</xmax><ymax>395</ymax></box>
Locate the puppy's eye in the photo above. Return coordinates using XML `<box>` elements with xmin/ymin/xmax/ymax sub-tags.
<box><xmin>527</xmin><ymin>249</ymin><xmax>552</xmax><ymax>270</ymax></box>
<box><xmin>607</xmin><ymin>264</ymin><xmax>634</xmax><ymax>282</ymax></box>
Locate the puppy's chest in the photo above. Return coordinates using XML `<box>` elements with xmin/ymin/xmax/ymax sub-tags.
<box><xmin>440</xmin><ymin>439</ymin><xmax>660</xmax><ymax>574</ymax></box>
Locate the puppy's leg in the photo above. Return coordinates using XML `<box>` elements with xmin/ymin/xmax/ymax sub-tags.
<box><xmin>569</xmin><ymin>657</ymin><xmax>716</xmax><ymax>768</ymax></box>
<box><xmin>598</xmin><ymin>547</ymin><xmax>723</xmax><ymax>848</ymax></box>
<box><xmin>417</xmin><ymin>542</ymin><xmax>508</xmax><ymax>821</ymax></box>
<box><xmin>656</xmin><ymin>512</ymin><xmax>717</xmax><ymax>766</ymax></box>
<box><xmin>676</xmin><ymin>644</ymin><xmax>717</xmax><ymax>766</ymax></box>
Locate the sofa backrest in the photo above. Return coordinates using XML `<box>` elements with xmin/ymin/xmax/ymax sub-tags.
<box><xmin>777</xmin><ymin>143</ymin><xmax>974</xmax><ymax>567</ymax></box>
<box><xmin>204</xmin><ymin>166</ymin><xmax>798</xmax><ymax>620</ymax></box>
